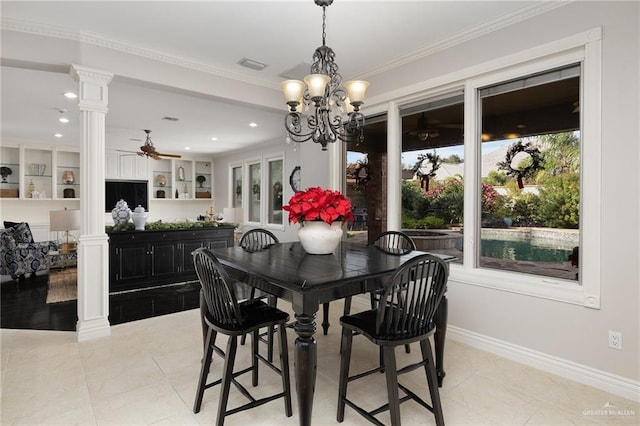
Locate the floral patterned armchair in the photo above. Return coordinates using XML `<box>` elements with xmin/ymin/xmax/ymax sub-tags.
<box><xmin>1</xmin><ymin>222</ymin><xmax>58</xmax><ymax>280</ymax></box>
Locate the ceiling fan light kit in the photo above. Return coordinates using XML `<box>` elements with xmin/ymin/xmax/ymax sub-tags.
<box><xmin>281</xmin><ymin>0</ymin><xmax>369</xmax><ymax>151</ymax></box>
<box><xmin>137</xmin><ymin>129</ymin><xmax>182</xmax><ymax>160</ymax></box>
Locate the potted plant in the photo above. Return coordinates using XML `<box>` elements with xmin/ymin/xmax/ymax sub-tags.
<box><xmin>196</xmin><ymin>175</ymin><xmax>206</xmax><ymax>188</ymax></box>
<box><xmin>283</xmin><ymin>186</ymin><xmax>354</xmax><ymax>254</ymax></box>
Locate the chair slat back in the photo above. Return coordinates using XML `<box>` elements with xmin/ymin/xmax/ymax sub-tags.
<box><xmin>372</xmin><ymin>231</ymin><xmax>416</xmax><ymax>255</ymax></box>
<box><xmin>240</xmin><ymin>228</ymin><xmax>279</xmax><ymax>252</ymax></box>
<box><xmin>193</xmin><ymin>248</ymin><xmax>243</xmax><ymax>327</ymax></box>
<box><xmin>376</xmin><ymin>254</ymin><xmax>449</xmax><ymax>336</ymax></box>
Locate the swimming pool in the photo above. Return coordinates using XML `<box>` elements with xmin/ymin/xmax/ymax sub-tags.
<box><xmin>481</xmin><ymin>238</ymin><xmax>572</xmax><ymax>262</ymax></box>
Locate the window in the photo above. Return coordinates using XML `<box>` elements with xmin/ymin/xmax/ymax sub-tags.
<box><xmin>231</xmin><ymin>164</ymin><xmax>242</xmax><ymax>208</ymax></box>
<box><xmin>248</xmin><ymin>162</ymin><xmax>261</xmax><ymax>223</ymax></box>
<box><xmin>400</xmin><ymin>95</ymin><xmax>465</xmax><ymax>263</ymax></box>
<box><xmin>267</xmin><ymin>158</ymin><xmax>283</xmax><ymax>225</ymax></box>
<box><xmin>393</xmin><ymin>29</ymin><xmax>601</xmax><ymax>307</ymax></box>
<box><xmin>478</xmin><ymin>65</ymin><xmax>580</xmax><ymax>281</ymax></box>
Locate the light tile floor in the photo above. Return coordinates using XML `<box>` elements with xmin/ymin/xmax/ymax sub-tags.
<box><xmin>2</xmin><ymin>299</ymin><xmax>638</xmax><ymax>425</ymax></box>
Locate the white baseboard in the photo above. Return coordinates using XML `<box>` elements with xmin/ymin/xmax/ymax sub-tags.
<box><xmin>447</xmin><ymin>326</ymin><xmax>640</xmax><ymax>403</ymax></box>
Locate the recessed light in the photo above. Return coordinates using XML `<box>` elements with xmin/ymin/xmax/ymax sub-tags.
<box><xmin>58</xmin><ymin>117</ymin><xmax>70</xmax><ymax>123</ymax></box>
<box><xmin>249</xmin><ymin>122</ymin><xmax>258</xmax><ymax>127</ymax></box>
<box><xmin>185</xmin><ymin>147</ymin><xmax>191</xmax><ymax>150</ymax></box>
<box><xmin>54</xmin><ymin>133</ymin><xmax>63</xmax><ymax>138</ymax></box>
<box><xmin>211</xmin><ymin>137</ymin><xmax>218</xmax><ymax>141</ymax></box>
<box><xmin>63</xmin><ymin>92</ymin><xmax>77</xmax><ymax>99</ymax></box>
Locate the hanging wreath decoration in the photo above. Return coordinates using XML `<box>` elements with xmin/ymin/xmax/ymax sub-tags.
<box><xmin>353</xmin><ymin>159</ymin><xmax>371</xmax><ymax>192</ymax></box>
<box><xmin>412</xmin><ymin>152</ymin><xmax>441</xmax><ymax>191</ymax></box>
<box><xmin>273</xmin><ymin>181</ymin><xmax>283</xmax><ymax>198</ymax></box>
<box><xmin>496</xmin><ymin>141</ymin><xmax>543</xmax><ymax>189</ymax></box>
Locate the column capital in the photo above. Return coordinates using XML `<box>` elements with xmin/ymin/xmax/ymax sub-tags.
<box><xmin>70</xmin><ymin>64</ymin><xmax>114</xmax><ymax>113</ymax></box>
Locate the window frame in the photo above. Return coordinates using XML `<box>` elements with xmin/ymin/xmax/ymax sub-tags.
<box><xmin>264</xmin><ymin>154</ymin><xmax>285</xmax><ymax>229</ymax></box>
<box><xmin>228</xmin><ymin>162</ymin><xmax>243</xmax><ymax>210</ymax></box>
<box><xmin>379</xmin><ymin>28</ymin><xmax>602</xmax><ymax>308</ymax></box>
<box><xmin>454</xmin><ymin>33</ymin><xmax>601</xmax><ymax>308</ymax></box>
<box><xmin>245</xmin><ymin>158</ymin><xmax>262</xmax><ymax>225</ymax></box>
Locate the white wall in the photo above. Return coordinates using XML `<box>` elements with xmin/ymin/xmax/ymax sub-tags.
<box><xmin>364</xmin><ymin>1</ymin><xmax>640</xmax><ymax>384</ymax></box>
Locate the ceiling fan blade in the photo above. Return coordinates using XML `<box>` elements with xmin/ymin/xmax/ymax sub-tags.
<box><xmin>156</xmin><ymin>152</ymin><xmax>182</xmax><ymax>158</ymax></box>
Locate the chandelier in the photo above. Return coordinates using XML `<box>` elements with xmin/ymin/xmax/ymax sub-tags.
<box><xmin>280</xmin><ymin>0</ymin><xmax>369</xmax><ymax>151</ymax></box>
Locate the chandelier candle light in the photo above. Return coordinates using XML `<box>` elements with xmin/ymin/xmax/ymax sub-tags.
<box><xmin>281</xmin><ymin>0</ymin><xmax>369</xmax><ymax>151</ymax></box>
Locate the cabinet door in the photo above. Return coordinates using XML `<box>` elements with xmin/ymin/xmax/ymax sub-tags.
<box><xmin>112</xmin><ymin>245</ymin><xmax>148</xmax><ymax>282</ymax></box>
<box><xmin>181</xmin><ymin>240</ymin><xmax>206</xmax><ymax>274</ymax></box>
<box><xmin>149</xmin><ymin>241</ymin><xmax>179</xmax><ymax>277</ymax></box>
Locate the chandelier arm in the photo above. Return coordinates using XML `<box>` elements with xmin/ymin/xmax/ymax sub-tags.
<box><xmin>284</xmin><ymin>113</ymin><xmax>316</xmax><ymax>143</ymax></box>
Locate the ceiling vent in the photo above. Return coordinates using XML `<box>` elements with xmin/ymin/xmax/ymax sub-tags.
<box><xmin>238</xmin><ymin>58</ymin><xmax>268</xmax><ymax>71</ymax></box>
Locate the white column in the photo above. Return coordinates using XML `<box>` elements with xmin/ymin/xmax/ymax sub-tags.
<box><xmin>70</xmin><ymin>64</ymin><xmax>113</xmax><ymax>342</ymax></box>
<box><xmin>327</xmin><ymin>140</ymin><xmax>342</xmax><ymax>191</ymax></box>
<box><xmin>387</xmin><ymin>102</ymin><xmax>402</xmax><ymax>231</ymax></box>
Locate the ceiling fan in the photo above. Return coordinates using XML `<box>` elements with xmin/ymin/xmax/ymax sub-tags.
<box><xmin>118</xmin><ymin>130</ymin><xmax>182</xmax><ymax>160</ymax></box>
<box><xmin>405</xmin><ymin>112</ymin><xmax>464</xmax><ymax>141</ymax></box>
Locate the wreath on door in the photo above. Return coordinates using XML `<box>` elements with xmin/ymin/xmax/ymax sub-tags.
<box><xmin>412</xmin><ymin>152</ymin><xmax>441</xmax><ymax>191</ymax></box>
<box><xmin>496</xmin><ymin>141</ymin><xmax>543</xmax><ymax>189</ymax></box>
<box><xmin>353</xmin><ymin>159</ymin><xmax>371</xmax><ymax>192</ymax></box>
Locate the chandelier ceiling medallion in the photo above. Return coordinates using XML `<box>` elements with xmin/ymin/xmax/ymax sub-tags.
<box><xmin>280</xmin><ymin>0</ymin><xmax>369</xmax><ymax>151</ymax></box>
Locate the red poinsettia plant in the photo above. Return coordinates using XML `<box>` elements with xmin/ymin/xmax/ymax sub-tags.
<box><xmin>283</xmin><ymin>186</ymin><xmax>354</xmax><ymax>226</ymax></box>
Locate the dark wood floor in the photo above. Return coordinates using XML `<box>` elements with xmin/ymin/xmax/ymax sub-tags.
<box><xmin>1</xmin><ymin>274</ymin><xmax>200</xmax><ymax>331</ymax></box>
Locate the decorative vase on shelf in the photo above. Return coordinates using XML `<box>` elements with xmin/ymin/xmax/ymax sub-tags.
<box><xmin>297</xmin><ymin>221</ymin><xmax>343</xmax><ymax>254</ymax></box>
<box><xmin>111</xmin><ymin>199</ymin><xmax>132</xmax><ymax>225</ymax></box>
<box><xmin>62</xmin><ymin>170</ymin><xmax>75</xmax><ymax>184</ymax></box>
<box><xmin>131</xmin><ymin>205</ymin><xmax>148</xmax><ymax>231</ymax></box>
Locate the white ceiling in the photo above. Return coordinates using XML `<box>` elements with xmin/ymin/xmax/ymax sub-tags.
<box><xmin>0</xmin><ymin>1</ymin><xmax>548</xmax><ymax>156</ymax></box>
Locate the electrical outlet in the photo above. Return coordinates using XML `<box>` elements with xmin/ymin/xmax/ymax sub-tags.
<box><xmin>608</xmin><ymin>331</ymin><xmax>623</xmax><ymax>350</ymax></box>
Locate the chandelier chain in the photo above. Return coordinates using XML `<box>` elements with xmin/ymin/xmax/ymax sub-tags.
<box><xmin>321</xmin><ymin>6</ymin><xmax>327</xmax><ymax>47</ymax></box>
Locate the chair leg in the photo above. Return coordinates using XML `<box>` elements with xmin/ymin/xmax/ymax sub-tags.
<box><xmin>336</xmin><ymin>327</ymin><xmax>353</xmax><ymax>423</ymax></box>
<box><xmin>405</xmin><ymin>344</ymin><xmax>411</xmax><ymax>354</ymax></box>
<box><xmin>278</xmin><ymin>322</ymin><xmax>293</xmax><ymax>417</ymax></box>
<box><xmin>322</xmin><ymin>302</ymin><xmax>330</xmax><ymax>335</ymax></box>
<box><xmin>252</xmin><ymin>329</ymin><xmax>259</xmax><ymax>386</ymax></box>
<box><xmin>420</xmin><ymin>339</ymin><xmax>445</xmax><ymax>426</ymax></box>
<box><xmin>194</xmin><ymin>328</ymin><xmax>216</xmax><ymax>414</ymax></box>
<box><xmin>241</xmin><ymin>288</ymin><xmax>259</xmax><ymax>346</ymax></box>
<box><xmin>216</xmin><ymin>336</ymin><xmax>238</xmax><ymax>426</ymax></box>
<box><xmin>382</xmin><ymin>346</ymin><xmax>401</xmax><ymax>426</ymax></box>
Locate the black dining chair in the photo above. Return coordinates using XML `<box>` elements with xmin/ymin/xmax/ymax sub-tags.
<box><xmin>238</xmin><ymin>228</ymin><xmax>280</xmax><ymax>359</ymax></box>
<box><xmin>337</xmin><ymin>253</ymin><xmax>448</xmax><ymax>426</ymax></box>
<box><xmin>192</xmin><ymin>248</ymin><xmax>292</xmax><ymax>426</ymax></box>
<box><xmin>340</xmin><ymin>231</ymin><xmax>416</xmax><ymax>354</ymax></box>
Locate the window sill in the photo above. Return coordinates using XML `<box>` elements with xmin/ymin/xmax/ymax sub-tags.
<box><xmin>449</xmin><ymin>264</ymin><xmax>592</xmax><ymax>307</ymax></box>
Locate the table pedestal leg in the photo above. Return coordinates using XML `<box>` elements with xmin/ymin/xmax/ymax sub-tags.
<box><xmin>433</xmin><ymin>295</ymin><xmax>448</xmax><ymax>387</ymax></box>
<box><xmin>294</xmin><ymin>313</ymin><xmax>317</xmax><ymax>426</ymax></box>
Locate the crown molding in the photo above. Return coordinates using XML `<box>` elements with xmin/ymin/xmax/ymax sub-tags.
<box><xmin>355</xmin><ymin>1</ymin><xmax>571</xmax><ymax>81</ymax></box>
<box><xmin>1</xmin><ymin>17</ymin><xmax>280</xmax><ymax>91</ymax></box>
<box><xmin>3</xmin><ymin>2</ymin><xmax>570</xmax><ymax>89</ymax></box>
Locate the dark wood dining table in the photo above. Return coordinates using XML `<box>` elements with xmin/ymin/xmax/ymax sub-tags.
<box><xmin>210</xmin><ymin>241</ymin><xmax>453</xmax><ymax>426</ymax></box>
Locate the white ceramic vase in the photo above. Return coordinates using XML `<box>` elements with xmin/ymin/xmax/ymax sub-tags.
<box><xmin>131</xmin><ymin>205</ymin><xmax>148</xmax><ymax>230</ymax></box>
<box><xmin>112</xmin><ymin>199</ymin><xmax>132</xmax><ymax>225</ymax></box>
<box><xmin>297</xmin><ymin>221</ymin><xmax>343</xmax><ymax>254</ymax></box>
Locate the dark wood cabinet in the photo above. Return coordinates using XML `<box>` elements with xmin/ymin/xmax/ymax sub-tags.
<box><xmin>108</xmin><ymin>226</ymin><xmax>234</xmax><ymax>292</ymax></box>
